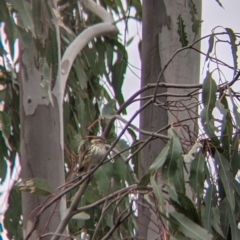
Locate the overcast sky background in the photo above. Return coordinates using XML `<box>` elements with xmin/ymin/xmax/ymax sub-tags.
<box><xmin>120</xmin><ymin>0</ymin><xmax>240</xmax><ymax>132</ymax></box>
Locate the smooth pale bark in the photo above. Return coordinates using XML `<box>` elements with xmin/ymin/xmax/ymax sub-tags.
<box><xmin>139</xmin><ymin>0</ymin><xmax>201</xmax><ymax>239</ymax></box>
<box><xmin>19</xmin><ymin>1</ymin><xmax>118</xmax><ymax>239</ymax></box>
<box><xmin>20</xmin><ymin>50</ymin><xmax>66</xmax><ymax>240</ymax></box>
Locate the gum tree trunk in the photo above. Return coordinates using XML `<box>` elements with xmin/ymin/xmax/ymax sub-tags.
<box><xmin>138</xmin><ymin>0</ymin><xmax>201</xmax><ymax>239</ymax></box>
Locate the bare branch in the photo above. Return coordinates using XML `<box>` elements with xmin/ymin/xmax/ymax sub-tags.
<box><xmin>50</xmin><ymin>179</ymin><xmax>90</xmax><ymax>240</ymax></box>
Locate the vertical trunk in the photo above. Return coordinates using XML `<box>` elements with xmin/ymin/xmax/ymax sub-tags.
<box><xmin>20</xmin><ymin>51</ymin><xmax>66</xmax><ymax>239</ymax></box>
<box><xmin>138</xmin><ymin>1</ymin><xmax>168</xmax><ymax>238</ymax></box>
<box><xmin>139</xmin><ymin>0</ymin><xmax>201</xmax><ymax>239</ymax></box>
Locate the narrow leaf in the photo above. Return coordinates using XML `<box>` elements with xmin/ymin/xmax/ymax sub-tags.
<box><xmin>173</xmin><ymin>156</ymin><xmax>185</xmax><ymax>194</ymax></box>
<box><xmin>227</xmin><ymin>200</ymin><xmax>240</xmax><ymax>239</ymax></box>
<box><xmin>212</xmin><ymin>207</ymin><xmax>225</xmax><ymax>238</ymax></box>
<box><xmin>8</xmin><ymin>0</ymin><xmax>36</xmax><ymax>37</ymax></box>
<box><xmin>203</xmin><ymin>185</ymin><xmax>217</xmax><ymax>232</ymax></box>
<box><xmin>205</xmin><ymin>34</ymin><xmax>214</xmax><ymax>62</ymax></box>
<box><xmin>231</xmin><ymin>133</ymin><xmax>240</xmax><ymax>177</ymax></box>
<box><xmin>101</xmin><ymin>99</ymin><xmax>116</xmax><ymax>116</ymax></box>
<box><xmin>226</xmin><ymin>28</ymin><xmax>238</xmax><ymax>75</ymax></box>
<box><xmin>15</xmin><ymin>178</ymin><xmax>52</xmax><ymax>196</ymax></box>
<box><xmin>72</xmin><ymin>212</ymin><xmax>90</xmax><ymax>220</ymax></box>
<box><xmin>220</xmin><ymin>95</ymin><xmax>232</xmax><ymax>159</ymax></box>
<box><xmin>162</xmin><ymin>129</ymin><xmax>183</xmax><ymax>188</ymax></box>
<box><xmin>148</xmin><ymin>143</ymin><xmax>170</xmax><ymax>172</ymax></box>
<box><xmin>214</xmin><ymin>151</ymin><xmax>235</xmax><ymax>211</ymax></box>
<box><xmin>200</xmin><ymin>72</ymin><xmax>218</xmax><ymax>139</ymax></box>
<box><xmin>138</xmin><ymin>173</ymin><xmax>150</xmax><ymax>187</ymax></box>
<box><xmin>94</xmin><ymin>162</ymin><xmax>113</xmax><ymax>195</ymax></box>
<box><xmin>150</xmin><ymin>174</ymin><xmax>165</xmax><ymax>213</ymax></box>
<box><xmin>189</xmin><ymin>152</ymin><xmax>205</xmax><ymax>197</ymax></box>
<box><xmin>171</xmin><ymin>212</ymin><xmax>212</xmax><ymax>240</ymax></box>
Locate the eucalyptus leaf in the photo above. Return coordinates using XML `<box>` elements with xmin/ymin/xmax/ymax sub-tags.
<box><xmin>171</xmin><ymin>212</ymin><xmax>213</xmax><ymax>240</ymax></box>
<box><xmin>15</xmin><ymin>178</ymin><xmax>52</xmax><ymax>196</ymax></box>
<box><xmin>162</xmin><ymin>129</ymin><xmax>183</xmax><ymax>188</ymax></box>
<box><xmin>225</xmin><ymin>28</ymin><xmax>238</xmax><ymax>75</ymax></box>
<box><xmin>205</xmin><ymin>34</ymin><xmax>214</xmax><ymax>62</ymax></box>
<box><xmin>8</xmin><ymin>0</ymin><xmax>36</xmax><ymax>37</ymax></box>
<box><xmin>72</xmin><ymin>212</ymin><xmax>90</xmax><ymax>220</ymax></box>
<box><xmin>94</xmin><ymin>162</ymin><xmax>114</xmax><ymax>195</ymax></box>
<box><xmin>214</xmin><ymin>151</ymin><xmax>235</xmax><ymax>211</ymax></box>
<box><xmin>202</xmin><ymin>185</ymin><xmax>217</xmax><ymax>232</ymax></box>
<box><xmin>150</xmin><ymin>174</ymin><xmax>165</xmax><ymax>214</ymax></box>
<box><xmin>148</xmin><ymin>143</ymin><xmax>170</xmax><ymax>172</ymax></box>
<box><xmin>189</xmin><ymin>152</ymin><xmax>205</xmax><ymax>197</ymax></box>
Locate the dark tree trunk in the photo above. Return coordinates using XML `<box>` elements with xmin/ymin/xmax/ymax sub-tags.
<box><xmin>138</xmin><ymin>1</ymin><xmax>168</xmax><ymax>238</ymax></box>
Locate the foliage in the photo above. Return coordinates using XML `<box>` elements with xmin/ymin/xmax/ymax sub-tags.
<box><xmin>0</xmin><ymin>0</ymin><xmax>141</xmax><ymax>239</ymax></box>
<box><xmin>0</xmin><ymin>0</ymin><xmax>240</xmax><ymax>240</ymax></box>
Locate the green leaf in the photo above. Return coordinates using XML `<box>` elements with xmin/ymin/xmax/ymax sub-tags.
<box><xmin>226</xmin><ymin>28</ymin><xmax>238</xmax><ymax>75</ymax></box>
<box><xmin>148</xmin><ymin>143</ymin><xmax>170</xmax><ymax>172</ymax></box>
<box><xmin>211</xmin><ymin>207</ymin><xmax>225</xmax><ymax>238</ymax></box>
<box><xmin>173</xmin><ymin>156</ymin><xmax>185</xmax><ymax>194</ymax></box>
<box><xmin>233</xmin><ymin>179</ymin><xmax>240</xmax><ymax>196</ymax></box>
<box><xmin>202</xmin><ymin>71</ymin><xmax>217</xmax><ymax>109</ymax></box>
<box><xmin>200</xmin><ymin>72</ymin><xmax>218</xmax><ymax>139</ymax></box>
<box><xmin>0</xmin><ymin>111</ymin><xmax>12</xmax><ymax>150</ymax></box>
<box><xmin>150</xmin><ymin>174</ymin><xmax>165</xmax><ymax>213</ymax></box>
<box><xmin>116</xmin><ymin>139</ymin><xmax>130</xmax><ymax>159</ymax></box>
<box><xmin>130</xmin><ymin>140</ymin><xmax>139</xmax><ymax>176</ymax></box>
<box><xmin>219</xmin><ymin>198</ymin><xmax>229</xmax><ymax>237</ymax></box>
<box><xmin>94</xmin><ymin>162</ymin><xmax>114</xmax><ymax>195</ymax></box>
<box><xmin>227</xmin><ymin>200</ymin><xmax>240</xmax><ymax>239</ymax></box>
<box><xmin>0</xmin><ymin>0</ymin><xmax>15</xmax><ymax>58</ymax></box>
<box><xmin>202</xmin><ymin>185</ymin><xmax>217</xmax><ymax>232</ymax></box>
<box><xmin>113</xmin><ymin>156</ymin><xmax>127</xmax><ymax>183</ymax></box>
<box><xmin>205</xmin><ymin>34</ymin><xmax>214</xmax><ymax>62</ymax></box>
<box><xmin>231</xmin><ymin>133</ymin><xmax>240</xmax><ymax>177</ymax></box>
<box><xmin>8</xmin><ymin>0</ymin><xmax>36</xmax><ymax>37</ymax></box>
<box><xmin>4</xmin><ymin>189</ymin><xmax>23</xmax><ymax>240</ymax></box>
<box><xmin>220</xmin><ymin>96</ymin><xmax>232</xmax><ymax>159</ymax></box>
<box><xmin>177</xmin><ymin>15</ymin><xmax>188</xmax><ymax>47</ymax></box>
<box><xmin>189</xmin><ymin>152</ymin><xmax>205</xmax><ymax>197</ymax></box>
<box><xmin>183</xmin><ymin>141</ymin><xmax>202</xmax><ymax>163</ymax></box>
<box><xmin>170</xmin><ymin>192</ymin><xmax>199</xmax><ymax>224</ymax></box>
<box><xmin>73</xmin><ymin>58</ymin><xmax>88</xmax><ymax>90</ymax></box>
<box><xmin>111</xmin><ymin>43</ymin><xmax>128</xmax><ymax>113</ymax></box>
<box><xmin>0</xmin><ymin>156</ymin><xmax>7</xmax><ymax>183</ymax></box>
<box><xmin>16</xmin><ymin>178</ymin><xmax>52</xmax><ymax>196</ymax></box>
<box><xmin>83</xmin><ymin>184</ymin><xmax>102</xmax><ymax>204</ymax></box>
<box><xmin>138</xmin><ymin>173</ymin><xmax>150</xmax><ymax>187</ymax></box>
<box><xmin>162</xmin><ymin>129</ymin><xmax>183</xmax><ymax>188</ymax></box>
<box><xmin>214</xmin><ymin>151</ymin><xmax>235</xmax><ymax>211</ymax></box>
<box><xmin>101</xmin><ymin>99</ymin><xmax>116</xmax><ymax>116</ymax></box>
<box><xmin>232</xmin><ymin>101</ymin><xmax>240</xmax><ymax>130</ymax></box>
<box><xmin>72</xmin><ymin>212</ymin><xmax>90</xmax><ymax>220</ymax></box>
<box><xmin>171</xmin><ymin>212</ymin><xmax>213</xmax><ymax>240</ymax></box>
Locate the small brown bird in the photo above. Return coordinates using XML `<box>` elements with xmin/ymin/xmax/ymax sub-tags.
<box><xmin>79</xmin><ymin>137</ymin><xmax>109</xmax><ymax>172</ymax></box>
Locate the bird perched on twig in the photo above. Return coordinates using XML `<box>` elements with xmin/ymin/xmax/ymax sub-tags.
<box><xmin>78</xmin><ymin>137</ymin><xmax>109</xmax><ymax>172</ymax></box>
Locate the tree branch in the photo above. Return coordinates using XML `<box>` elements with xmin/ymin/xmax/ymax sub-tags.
<box><xmin>50</xmin><ymin>179</ymin><xmax>90</xmax><ymax>240</ymax></box>
<box><xmin>53</xmin><ymin>0</ymin><xmax>118</xmax><ymax>104</ymax></box>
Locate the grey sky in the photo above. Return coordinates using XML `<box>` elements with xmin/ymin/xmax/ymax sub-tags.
<box><xmin>121</xmin><ymin>0</ymin><xmax>240</xmax><ymax>130</ymax></box>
